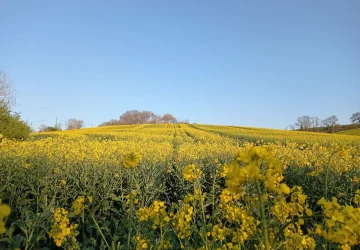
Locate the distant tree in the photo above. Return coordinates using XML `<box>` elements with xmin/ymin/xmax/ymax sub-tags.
<box><xmin>0</xmin><ymin>71</ymin><xmax>16</xmax><ymax>108</ymax></box>
<box><xmin>119</xmin><ymin>110</ymin><xmax>141</xmax><ymax>124</ymax></box>
<box><xmin>314</xmin><ymin>117</ymin><xmax>321</xmax><ymax>128</ymax></box>
<box><xmin>119</xmin><ymin>110</ymin><xmax>164</xmax><ymax>124</ymax></box>
<box><xmin>288</xmin><ymin>124</ymin><xmax>297</xmax><ymax>130</ymax></box>
<box><xmin>161</xmin><ymin>113</ymin><xmax>177</xmax><ymax>124</ymax></box>
<box><xmin>99</xmin><ymin>119</ymin><xmax>121</xmax><ymax>126</ymax></box>
<box><xmin>322</xmin><ymin>115</ymin><xmax>339</xmax><ymax>133</ymax></box>
<box><xmin>66</xmin><ymin>119</ymin><xmax>84</xmax><ymax>130</ymax></box>
<box><xmin>180</xmin><ymin>119</ymin><xmax>190</xmax><ymax>124</ymax></box>
<box><xmin>350</xmin><ymin>112</ymin><xmax>360</xmax><ymax>124</ymax></box>
<box><xmin>0</xmin><ymin>105</ymin><xmax>31</xmax><ymax>140</ymax></box>
<box><xmin>295</xmin><ymin>115</ymin><xmax>312</xmax><ymax>130</ymax></box>
<box><xmin>100</xmin><ymin>110</ymin><xmax>179</xmax><ymax>126</ymax></box>
<box><xmin>39</xmin><ymin>124</ymin><xmax>62</xmax><ymax>132</ymax></box>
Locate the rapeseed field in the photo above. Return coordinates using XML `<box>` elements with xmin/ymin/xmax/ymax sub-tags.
<box><xmin>0</xmin><ymin>124</ymin><xmax>359</xmax><ymax>249</ymax></box>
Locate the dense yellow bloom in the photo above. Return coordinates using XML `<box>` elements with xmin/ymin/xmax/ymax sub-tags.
<box><xmin>122</xmin><ymin>152</ymin><xmax>142</xmax><ymax>169</ymax></box>
<box><xmin>182</xmin><ymin>164</ymin><xmax>202</xmax><ymax>183</ymax></box>
<box><xmin>1</xmin><ymin>124</ymin><xmax>360</xmax><ymax>249</ymax></box>
<box><xmin>316</xmin><ymin>196</ymin><xmax>360</xmax><ymax>247</ymax></box>
<box><xmin>226</xmin><ymin>146</ymin><xmax>288</xmax><ymax>195</ymax></box>
<box><xmin>136</xmin><ymin>200</ymin><xmax>169</xmax><ymax>229</ymax></box>
<box><xmin>49</xmin><ymin>208</ymin><xmax>79</xmax><ymax>248</ymax></box>
<box><xmin>172</xmin><ymin>203</ymin><xmax>193</xmax><ymax>239</ymax></box>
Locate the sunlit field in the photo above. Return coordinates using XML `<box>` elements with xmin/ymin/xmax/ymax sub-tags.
<box><xmin>1</xmin><ymin>124</ymin><xmax>359</xmax><ymax>249</ymax></box>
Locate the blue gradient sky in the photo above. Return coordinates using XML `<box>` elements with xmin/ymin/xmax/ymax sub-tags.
<box><xmin>1</xmin><ymin>0</ymin><xmax>359</xmax><ymax>129</ymax></box>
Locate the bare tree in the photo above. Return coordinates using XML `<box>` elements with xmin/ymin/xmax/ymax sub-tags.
<box><xmin>0</xmin><ymin>71</ymin><xmax>16</xmax><ymax>108</ymax></box>
<box><xmin>295</xmin><ymin>115</ymin><xmax>312</xmax><ymax>130</ymax></box>
<box><xmin>119</xmin><ymin>110</ymin><xmax>162</xmax><ymax>124</ymax></box>
<box><xmin>161</xmin><ymin>113</ymin><xmax>177</xmax><ymax>124</ymax></box>
<box><xmin>66</xmin><ymin>119</ymin><xmax>84</xmax><ymax>130</ymax></box>
<box><xmin>180</xmin><ymin>119</ymin><xmax>190</xmax><ymax>124</ymax></box>
<box><xmin>322</xmin><ymin>115</ymin><xmax>339</xmax><ymax>133</ymax></box>
<box><xmin>99</xmin><ymin>119</ymin><xmax>121</xmax><ymax>126</ymax></box>
<box><xmin>100</xmin><ymin>110</ymin><xmax>178</xmax><ymax>126</ymax></box>
<box><xmin>350</xmin><ymin>112</ymin><xmax>360</xmax><ymax>124</ymax></box>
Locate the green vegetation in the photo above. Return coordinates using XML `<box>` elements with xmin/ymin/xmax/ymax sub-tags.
<box><xmin>0</xmin><ymin>105</ymin><xmax>31</xmax><ymax>140</ymax></box>
<box><xmin>337</xmin><ymin>128</ymin><xmax>360</xmax><ymax>136</ymax></box>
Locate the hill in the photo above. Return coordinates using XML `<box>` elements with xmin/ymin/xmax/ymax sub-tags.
<box><xmin>336</xmin><ymin>128</ymin><xmax>360</xmax><ymax>136</ymax></box>
<box><xmin>296</xmin><ymin>124</ymin><xmax>360</xmax><ymax>134</ymax></box>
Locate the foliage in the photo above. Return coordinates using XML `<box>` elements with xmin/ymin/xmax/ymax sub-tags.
<box><xmin>0</xmin><ymin>105</ymin><xmax>31</xmax><ymax>140</ymax></box>
<box><xmin>337</xmin><ymin>128</ymin><xmax>360</xmax><ymax>136</ymax></box>
<box><xmin>38</xmin><ymin>124</ymin><xmax>62</xmax><ymax>132</ymax></box>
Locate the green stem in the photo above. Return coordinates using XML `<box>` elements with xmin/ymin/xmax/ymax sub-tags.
<box><xmin>160</xmin><ymin>225</ymin><xmax>164</xmax><ymax>250</ymax></box>
<box><xmin>325</xmin><ymin>151</ymin><xmax>337</xmax><ymax>200</ymax></box>
<box><xmin>127</xmin><ymin>169</ymin><xmax>134</xmax><ymax>250</ymax></box>
<box><xmin>272</xmin><ymin>213</ymin><xmax>323</xmax><ymax>248</ymax></box>
<box><xmin>197</xmin><ymin>184</ymin><xmax>209</xmax><ymax>250</ymax></box>
<box><xmin>88</xmin><ymin>209</ymin><xmax>111</xmax><ymax>249</ymax></box>
<box><xmin>256</xmin><ymin>181</ymin><xmax>270</xmax><ymax>250</ymax></box>
<box><xmin>211</xmin><ymin>173</ymin><xmax>216</xmax><ymax>221</ymax></box>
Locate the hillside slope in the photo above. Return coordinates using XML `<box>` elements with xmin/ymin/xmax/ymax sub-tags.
<box><xmin>337</xmin><ymin>128</ymin><xmax>360</xmax><ymax>136</ymax></box>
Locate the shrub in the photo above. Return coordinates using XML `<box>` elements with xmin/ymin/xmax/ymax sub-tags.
<box><xmin>0</xmin><ymin>105</ymin><xmax>31</xmax><ymax>140</ymax></box>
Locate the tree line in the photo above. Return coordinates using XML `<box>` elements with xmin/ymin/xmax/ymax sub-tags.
<box><xmin>99</xmin><ymin>110</ymin><xmax>188</xmax><ymax>126</ymax></box>
<box><xmin>38</xmin><ymin>118</ymin><xmax>85</xmax><ymax>132</ymax></box>
<box><xmin>289</xmin><ymin>113</ymin><xmax>360</xmax><ymax>133</ymax></box>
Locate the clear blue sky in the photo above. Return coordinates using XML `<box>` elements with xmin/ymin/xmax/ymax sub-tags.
<box><xmin>1</xmin><ymin>0</ymin><xmax>359</xmax><ymax>129</ymax></box>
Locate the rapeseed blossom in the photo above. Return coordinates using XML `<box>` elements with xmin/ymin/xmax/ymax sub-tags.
<box><xmin>123</xmin><ymin>152</ymin><xmax>142</xmax><ymax>169</ymax></box>
<box><xmin>182</xmin><ymin>164</ymin><xmax>202</xmax><ymax>183</ymax></box>
<box><xmin>49</xmin><ymin>208</ymin><xmax>79</xmax><ymax>247</ymax></box>
<box><xmin>0</xmin><ymin>199</ymin><xmax>11</xmax><ymax>234</ymax></box>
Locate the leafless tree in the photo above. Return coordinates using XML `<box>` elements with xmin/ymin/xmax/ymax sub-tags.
<box><xmin>295</xmin><ymin>115</ymin><xmax>312</xmax><ymax>130</ymax></box>
<box><xmin>161</xmin><ymin>113</ymin><xmax>177</xmax><ymax>124</ymax></box>
<box><xmin>118</xmin><ymin>110</ymin><xmax>162</xmax><ymax>124</ymax></box>
<box><xmin>180</xmin><ymin>119</ymin><xmax>190</xmax><ymax>124</ymax></box>
<box><xmin>66</xmin><ymin>119</ymin><xmax>84</xmax><ymax>130</ymax></box>
<box><xmin>100</xmin><ymin>110</ymin><xmax>179</xmax><ymax>126</ymax></box>
<box><xmin>99</xmin><ymin>119</ymin><xmax>121</xmax><ymax>126</ymax></box>
<box><xmin>322</xmin><ymin>115</ymin><xmax>339</xmax><ymax>133</ymax></box>
<box><xmin>350</xmin><ymin>112</ymin><xmax>360</xmax><ymax>124</ymax></box>
<box><xmin>0</xmin><ymin>71</ymin><xmax>16</xmax><ymax>108</ymax></box>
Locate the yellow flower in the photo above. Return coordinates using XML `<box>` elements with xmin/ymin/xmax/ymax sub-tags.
<box><xmin>87</xmin><ymin>196</ymin><xmax>93</xmax><ymax>205</ymax></box>
<box><xmin>72</xmin><ymin>196</ymin><xmax>85</xmax><ymax>215</ymax></box>
<box><xmin>280</xmin><ymin>183</ymin><xmax>291</xmax><ymax>195</ymax></box>
<box><xmin>122</xmin><ymin>152</ymin><xmax>142</xmax><ymax>169</ymax></box>
<box><xmin>182</xmin><ymin>164</ymin><xmax>202</xmax><ymax>183</ymax></box>
<box><xmin>0</xmin><ymin>200</ymin><xmax>11</xmax><ymax>234</ymax></box>
<box><xmin>49</xmin><ymin>208</ymin><xmax>79</xmax><ymax>247</ymax></box>
<box><xmin>60</xmin><ymin>180</ymin><xmax>66</xmax><ymax>185</ymax></box>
